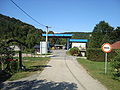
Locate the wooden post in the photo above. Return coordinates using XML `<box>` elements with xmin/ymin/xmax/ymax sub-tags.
<box><xmin>19</xmin><ymin>51</ymin><xmax>22</xmax><ymax>69</ymax></box>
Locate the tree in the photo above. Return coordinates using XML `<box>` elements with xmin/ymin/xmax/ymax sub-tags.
<box><xmin>48</xmin><ymin>31</ymin><xmax>55</xmax><ymax>47</ymax></box>
<box><xmin>0</xmin><ymin>41</ymin><xmax>15</xmax><ymax>70</ymax></box>
<box><xmin>88</xmin><ymin>21</ymin><xmax>114</xmax><ymax>48</ymax></box>
<box><xmin>34</xmin><ymin>29</ymin><xmax>43</xmax><ymax>44</ymax></box>
<box><xmin>112</xmin><ymin>27</ymin><xmax>120</xmax><ymax>43</ymax></box>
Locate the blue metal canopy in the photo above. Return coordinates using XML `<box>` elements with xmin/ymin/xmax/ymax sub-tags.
<box><xmin>70</xmin><ymin>39</ymin><xmax>88</xmax><ymax>42</ymax></box>
<box><xmin>42</xmin><ymin>34</ymin><xmax>72</xmax><ymax>38</ymax></box>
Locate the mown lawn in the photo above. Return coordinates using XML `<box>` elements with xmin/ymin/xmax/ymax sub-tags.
<box><xmin>77</xmin><ymin>58</ymin><xmax>120</xmax><ymax>90</ymax></box>
<box><xmin>8</xmin><ymin>57</ymin><xmax>50</xmax><ymax>81</ymax></box>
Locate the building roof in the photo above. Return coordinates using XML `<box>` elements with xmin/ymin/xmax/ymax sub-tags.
<box><xmin>34</xmin><ymin>45</ymin><xmax>40</xmax><ymax>49</ymax></box>
<box><xmin>112</xmin><ymin>41</ymin><xmax>120</xmax><ymax>49</ymax></box>
<box><xmin>70</xmin><ymin>39</ymin><xmax>88</xmax><ymax>42</ymax></box>
<box><xmin>10</xmin><ymin>45</ymin><xmax>20</xmax><ymax>51</ymax></box>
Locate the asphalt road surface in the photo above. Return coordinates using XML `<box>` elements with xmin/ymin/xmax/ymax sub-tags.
<box><xmin>0</xmin><ymin>50</ymin><xmax>107</xmax><ymax>90</ymax></box>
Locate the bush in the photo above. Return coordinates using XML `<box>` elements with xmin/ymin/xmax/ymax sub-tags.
<box><xmin>5</xmin><ymin>60</ymin><xmax>19</xmax><ymax>74</ymax></box>
<box><xmin>87</xmin><ymin>48</ymin><xmax>117</xmax><ymax>62</ymax></box>
<box><xmin>69</xmin><ymin>47</ymin><xmax>80</xmax><ymax>56</ymax></box>
<box><xmin>111</xmin><ymin>50</ymin><xmax>120</xmax><ymax>80</ymax></box>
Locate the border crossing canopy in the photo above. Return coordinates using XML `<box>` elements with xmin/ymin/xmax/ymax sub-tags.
<box><xmin>42</xmin><ymin>34</ymin><xmax>73</xmax><ymax>50</ymax></box>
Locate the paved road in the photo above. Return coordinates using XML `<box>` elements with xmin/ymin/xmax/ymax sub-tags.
<box><xmin>37</xmin><ymin>50</ymin><xmax>107</xmax><ymax>90</ymax></box>
<box><xmin>0</xmin><ymin>50</ymin><xmax>107</xmax><ymax>90</ymax></box>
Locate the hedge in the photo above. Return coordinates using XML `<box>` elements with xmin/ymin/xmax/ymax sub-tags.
<box><xmin>111</xmin><ymin>50</ymin><xmax>120</xmax><ymax>80</ymax></box>
<box><xmin>87</xmin><ymin>48</ymin><xmax>117</xmax><ymax>62</ymax></box>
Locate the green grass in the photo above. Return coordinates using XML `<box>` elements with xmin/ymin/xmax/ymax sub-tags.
<box><xmin>77</xmin><ymin>58</ymin><xmax>120</xmax><ymax>90</ymax></box>
<box><xmin>8</xmin><ymin>57</ymin><xmax>50</xmax><ymax>81</ymax></box>
<box><xmin>41</xmin><ymin>53</ymin><xmax>51</xmax><ymax>55</ymax></box>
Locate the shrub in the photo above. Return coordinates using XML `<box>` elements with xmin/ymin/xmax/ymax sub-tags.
<box><xmin>5</xmin><ymin>60</ymin><xmax>19</xmax><ymax>74</ymax></box>
<box><xmin>69</xmin><ymin>47</ymin><xmax>80</xmax><ymax>56</ymax></box>
<box><xmin>87</xmin><ymin>48</ymin><xmax>117</xmax><ymax>62</ymax></box>
<box><xmin>111</xmin><ymin>50</ymin><xmax>120</xmax><ymax>80</ymax></box>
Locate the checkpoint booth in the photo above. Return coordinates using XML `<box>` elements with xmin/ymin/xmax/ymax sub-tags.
<box><xmin>70</xmin><ymin>39</ymin><xmax>88</xmax><ymax>56</ymax></box>
<box><xmin>42</xmin><ymin>34</ymin><xmax>72</xmax><ymax>50</ymax></box>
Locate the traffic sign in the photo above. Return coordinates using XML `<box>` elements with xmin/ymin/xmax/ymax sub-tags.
<box><xmin>102</xmin><ymin>43</ymin><xmax>112</xmax><ymax>74</ymax></box>
<box><xmin>102</xmin><ymin>43</ymin><xmax>112</xmax><ymax>53</ymax></box>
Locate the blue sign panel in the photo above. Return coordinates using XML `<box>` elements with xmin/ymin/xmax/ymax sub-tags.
<box><xmin>42</xmin><ymin>34</ymin><xmax>73</xmax><ymax>37</ymax></box>
<box><xmin>70</xmin><ymin>39</ymin><xmax>88</xmax><ymax>42</ymax></box>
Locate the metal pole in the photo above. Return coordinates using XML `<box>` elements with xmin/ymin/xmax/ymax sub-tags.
<box><xmin>66</xmin><ymin>38</ymin><xmax>70</xmax><ymax>50</ymax></box>
<box><xmin>105</xmin><ymin>53</ymin><xmax>107</xmax><ymax>74</ymax></box>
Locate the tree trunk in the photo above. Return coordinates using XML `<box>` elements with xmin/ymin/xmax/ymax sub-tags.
<box><xmin>1</xmin><ymin>62</ymin><xmax>4</xmax><ymax>70</ymax></box>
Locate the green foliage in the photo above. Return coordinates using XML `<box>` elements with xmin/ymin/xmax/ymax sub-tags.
<box><xmin>0</xmin><ymin>41</ymin><xmax>15</xmax><ymax>62</ymax></box>
<box><xmin>87</xmin><ymin>48</ymin><xmax>117</xmax><ymax>62</ymax></box>
<box><xmin>69</xmin><ymin>47</ymin><xmax>80</xmax><ymax>56</ymax></box>
<box><xmin>0</xmin><ymin>14</ymin><xmax>44</xmax><ymax>51</ymax></box>
<box><xmin>54</xmin><ymin>38</ymin><xmax>66</xmax><ymax>45</ymax></box>
<box><xmin>48</xmin><ymin>31</ymin><xmax>56</xmax><ymax>46</ymax></box>
<box><xmin>88</xmin><ymin>21</ymin><xmax>114</xmax><ymax>48</ymax></box>
<box><xmin>5</xmin><ymin>60</ymin><xmax>19</xmax><ymax>74</ymax></box>
<box><xmin>112</xmin><ymin>27</ymin><xmax>120</xmax><ymax>43</ymax></box>
<box><xmin>111</xmin><ymin>50</ymin><xmax>120</xmax><ymax>80</ymax></box>
<box><xmin>64</xmin><ymin>32</ymin><xmax>91</xmax><ymax>39</ymax></box>
<box><xmin>0</xmin><ymin>41</ymin><xmax>15</xmax><ymax>71</ymax></box>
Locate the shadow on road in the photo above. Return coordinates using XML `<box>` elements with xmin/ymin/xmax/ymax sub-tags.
<box><xmin>32</xmin><ymin>65</ymin><xmax>52</xmax><ymax>68</ymax></box>
<box><xmin>0</xmin><ymin>79</ymin><xmax>77</xmax><ymax>90</ymax></box>
<box><xmin>25</xmin><ymin>65</ymin><xmax>52</xmax><ymax>72</ymax></box>
<box><xmin>0</xmin><ymin>71</ymin><xmax>12</xmax><ymax>83</ymax></box>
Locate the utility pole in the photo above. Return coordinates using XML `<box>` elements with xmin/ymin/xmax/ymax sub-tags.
<box><xmin>46</xmin><ymin>26</ymin><xmax>48</xmax><ymax>43</ymax></box>
<box><xmin>46</xmin><ymin>26</ymin><xmax>51</xmax><ymax>42</ymax></box>
<box><xmin>45</xmin><ymin>26</ymin><xmax>51</xmax><ymax>53</ymax></box>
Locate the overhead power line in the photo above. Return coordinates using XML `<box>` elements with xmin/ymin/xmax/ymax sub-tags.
<box><xmin>10</xmin><ymin>0</ymin><xmax>46</xmax><ymax>27</ymax></box>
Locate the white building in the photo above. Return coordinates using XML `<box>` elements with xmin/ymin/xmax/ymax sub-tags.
<box><xmin>70</xmin><ymin>39</ymin><xmax>88</xmax><ymax>56</ymax></box>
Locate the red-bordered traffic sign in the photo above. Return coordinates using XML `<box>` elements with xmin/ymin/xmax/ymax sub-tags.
<box><xmin>102</xmin><ymin>43</ymin><xmax>112</xmax><ymax>53</ymax></box>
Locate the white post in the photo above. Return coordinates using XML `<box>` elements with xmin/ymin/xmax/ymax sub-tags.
<box><xmin>46</xmin><ymin>26</ymin><xmax>48</xmax><ymax>54</ymax></box>
<box><xmin>105</xmin><ymin>53</ymin><xmax>107</xmax><ymax>74</ymax></box>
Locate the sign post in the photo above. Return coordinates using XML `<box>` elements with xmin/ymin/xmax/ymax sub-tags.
<box><xmin>105</xmin><ymin>53</ymin><xmax>107</xmax><ymax>74</ymax></box>
<box><xmin>102</xmin><ymin>43</ymin><xmax>112</xmax><ymax>74</ymax></box>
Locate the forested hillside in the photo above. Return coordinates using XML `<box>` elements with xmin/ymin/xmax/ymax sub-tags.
<box><xmin>0</xmin><ymin>14</ymin><xmax>93</xmax><ymax>49</ymax></box>
<box><xmin>0</xmin><ymin>14</ymin><xmax>44</xmax><ymax>50</ymax></box>
<box><xmin>64</xmin><ymin>32</ymin><xmax>91</xmax><ymax>39</ymax></box>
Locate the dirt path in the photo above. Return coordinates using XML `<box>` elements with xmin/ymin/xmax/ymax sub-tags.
<box><xmin>0</xmin><ymin>50</ymin><xmax>107</xmax><ymax>90</ymax></box>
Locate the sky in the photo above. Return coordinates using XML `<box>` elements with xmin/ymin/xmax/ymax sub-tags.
<box><xmin>0</xmin><ymin>0</ymin><xmax>120</xmax><ymax>33</ymax></box>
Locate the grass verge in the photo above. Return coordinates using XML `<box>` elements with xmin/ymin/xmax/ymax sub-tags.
<box><xmin>77</xmin><ymin>58</ymin><xmax>120</xmax><ymax>90</ymax></box>
<box><xmin>8</xmin><ymin>57</ymin><xmax>50</xmax><ymax>81</ymax></box>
